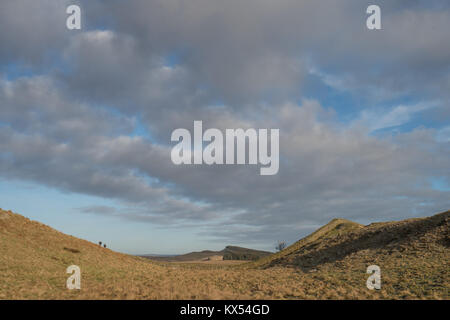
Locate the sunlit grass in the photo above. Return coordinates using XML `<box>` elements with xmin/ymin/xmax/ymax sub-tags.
<box><xmin>0</xmin><ymin>209</ymin><xmax>448</xmax><ymax>299</ymax></box>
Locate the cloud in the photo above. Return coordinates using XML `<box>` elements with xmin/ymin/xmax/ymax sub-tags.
<box><xmin>436</xmin><ymin>126</ymin><xmax>450</xmax><ymax>142</ymax></box>
<box><xmin>0</xmin><ymin>0</ymin><xmax>73</xmax><ymax>66</ymax></box>
<box><xmin>0</xmin><ymin>1</ymin><xmax>449</xmax><ymax>247</ymax></box>
<box><xmin>43</xmin><ymin>0</ymin><xmax>447</xmax><ymax>108</ymax></box>
<box><xmin>354</xmin><ymin>101</ymin><xmax>441</xmax><ymax>132</ymax></box>
<box><xmin>1</xmin><ymin>75</ymin><xmax>448</xmax><ymax>245</ymax></box>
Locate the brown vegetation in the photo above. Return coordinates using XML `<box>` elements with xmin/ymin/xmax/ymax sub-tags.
<box><xmin>0</xmin><ymin>208</ymin><xmax>448</xmax><ymax>299</ymax></box>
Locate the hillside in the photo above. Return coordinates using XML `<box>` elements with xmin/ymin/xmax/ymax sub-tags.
<box><xmin>251</xmin><ymin>218</ymin><xmax>363</xmax><ymax>268</ymax></box>
<box><xmin>0</xmin><ymin>208</ymin><xmax>448</xmax><ymax>299</ymax></box>
<box><xmin>248</xmin><ymin>210</ymin><xmax>449</xmax><ymax>299</ymax></box>
<box><xmin>143</xmin><ymin>246</ymin><xmax>272</xmax><ymax>262</ymax></box>
<box><xmin>222</xmin><ymin>246</ymin><xmax>272</xmax><ymax>261</ymax></box>
<box><xmin>0</xmin><ymin>208</ymin><xmax>165</xmax><ymax>299</ymax></box>
<box><xmin>255</xmin><ymin>211</ymin><xmax>449</xmax><ymax>270</ymax></box>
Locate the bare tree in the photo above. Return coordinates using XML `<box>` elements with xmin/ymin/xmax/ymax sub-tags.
<box><xmin>275</xmin><ymin>241</ymin><xmax>287</xmax><ymax>252</ymax></box>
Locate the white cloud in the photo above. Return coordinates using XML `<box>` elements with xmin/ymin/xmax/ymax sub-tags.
<box><xmin>354</xmin><ymin>101</ymin><xmax>440</xmax><ymax>132</ymax></box>
<box><xmin>0</xmin><ymin>1</ymin><xmax>449</xmax><ymax>247</ymax></box>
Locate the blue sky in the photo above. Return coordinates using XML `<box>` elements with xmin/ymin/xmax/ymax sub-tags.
<box><xmin>0</xmin><ymin>1</ymin><xmax>449</xmax><ymax>254</ymax></box>
<box><xmin>0</xmin><ymin>178</ymin><xmax>213</xmax><ymax>254</ymax></box>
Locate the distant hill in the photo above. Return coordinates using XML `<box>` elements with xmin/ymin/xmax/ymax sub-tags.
<box><xmin>222</xmin><ymin>246</ymin><xmax>272</xmax><ymax>261</ymax></box>
<box><xmin>142</xmin><ymin>246</ymin><xmax>272</xmax><ymax>262</ymax></box>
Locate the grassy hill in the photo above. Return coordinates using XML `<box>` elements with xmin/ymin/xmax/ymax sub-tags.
<box><xmin>250</xmin><ymin>218</ymin><xmax>363</xmax><ymax>268</ymax></box>
<box><xmin>0</xmin><ymin>208</ymin><xmax>166</xmax><ymax>299</ymax></box>
<box><xmin>253</xmin><ymin>211</ymin><xmax>449</xmax><ymax>271</ymax></box>
<box><xmin>144</xmin><ymin>246</ymin><xmax>272</xmax><ymax>262</ymax></box>
<box><xmin>0</xmin><ymin>208</ymin><xmax>448</xmax><ymax>299</ymax></box>
<box><xmin>248</xmin><ymin>210</ymin><xmax>449</xmax><ymax>299</ymax></box>
<box><xmin>222</xmin><ymin>246</ymin><xmax>272</xmax><ymax>261</ymax></box>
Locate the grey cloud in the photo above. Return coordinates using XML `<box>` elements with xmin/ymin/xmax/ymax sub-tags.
<box><xmin>0</xmin><ymin>76</ymin><xmax>449</xmax><ymax>246</ymax></box>
<box><xmin>0</xmin><ymin>0</ymin><xmax>75</xmax><ymax>67</ymax></box>
<box><xmin>0</xmin><ymin>1</ymin><xmax>449</xmax><ymax>248</ymax></box>
<box><xmin>2</xmin><ymin>1</ymin><xmax>450</xmax><ymax>106</ymax></box>
<box><xmin>76</xmin><ymin>0</ymin><xmax>450</xmax><ymax>105</ymax></box>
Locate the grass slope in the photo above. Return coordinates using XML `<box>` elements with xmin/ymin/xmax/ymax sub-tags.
<box><xmin>0</xmin><ymin>208</ymin><xmax>448</xmax><ymax>299</ymax></box>
<box><xmin>250</xmin><ymin>218</ymin><xmax>363</xmax><ymax>268</ymax></box>
<box><xmin>259</xmin><ymin>212</ymin><xmax>449</xmax><ymax>271</ymax></box>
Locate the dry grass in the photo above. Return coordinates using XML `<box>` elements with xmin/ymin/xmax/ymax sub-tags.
<box><xmin>0</xmin><ymin>208</ymin><xmax>448</xmax><ymax>300</ymax></box>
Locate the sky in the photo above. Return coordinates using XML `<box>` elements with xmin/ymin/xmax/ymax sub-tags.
<box><xmin>0</xmin><ymin>0</ymin><xmax>449</xmax><ymax>255</ymax></box>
